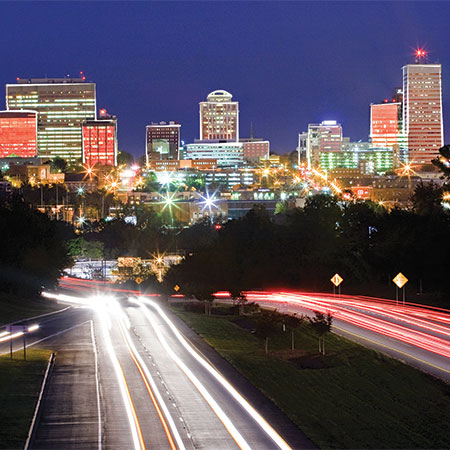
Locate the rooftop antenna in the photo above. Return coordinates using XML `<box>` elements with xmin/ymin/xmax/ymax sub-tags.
<box><xmin>250</xmin><ymin>121</ymin><xmax>254</xmax><ymax>139</ymax></box>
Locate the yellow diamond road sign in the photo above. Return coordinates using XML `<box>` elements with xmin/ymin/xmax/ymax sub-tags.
<box><xmin>136</xmin><ymin>277</ymin><xmax>143</xmax><ymax>285</ymax></box>
<box><xmin>393</xmin><ymin>272</ymin><xmax>408</xmax><ymax>289</ymax></box>
<box><xmin>174</xmin><ymin>284</ymin><xmax>180</xmax><ymax>292</ymax></box>
<box><xmin>330</xmin><ymin>273</ymin><xmax>343</xmax><ymax>287</ymax></box>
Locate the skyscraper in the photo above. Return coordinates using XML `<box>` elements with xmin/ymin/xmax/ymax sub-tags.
<box><xmin>82</xmin><ymin>117</ymin><xmax>117</xmax><ymax>167</ymax></box>
<box><xmin>306</xmin><ymin>120</ymin><xmax>343</xmax><ymax>168</ymax></box>
<box><xmin>199</xmin><ymin>90</ymin><xmax>239</xmax><ymax>141</ymax></box>
<box><xmin>6</xmin><ymin>78</ymin><xmax>96</xmax><ymax>162</ymax></box>
<box><xmin>370</xmin><ymin>102</ymin><xmax>406</xmax><ymax>149</ymax></box>
<box><xmin>402</xmin><ymin>64</ymin><xmax>444</xmax><ymax>165</ymax></box>
<box><xmin>0</xmin><ymin>110</ymin><xmax>37</xmax><ymax>158</ymax></box>
<box><xmin>146</xmin><ymin>121</ymin><xmax>181</xmax><ymax>163</ymax></box>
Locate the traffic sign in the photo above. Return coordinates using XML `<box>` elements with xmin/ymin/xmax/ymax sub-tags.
<box><xmin>135</xmin><ymin>277</ymin><xmax>143</xmax><ymax>285</ymax></box>
<box><xmin>330</xmin><ymin>273</ymin><xmax>343</xmax><ymax>287</ymax></box>
<box><xmin>393</xmin><ymin>272</ymin><xmax>408</xmax><ymax>289</ymax></box>
<box><xmin>173</xmin><ymin>284</ymin><xmax>180</xmax><ymax>292</ymax></box>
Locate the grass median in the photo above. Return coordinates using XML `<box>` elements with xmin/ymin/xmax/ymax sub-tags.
<box><xmin>0</xmin><ymin>349</ymin><xmax>52</xmax><ymax>449</ymax></box>
<box><xmin>172</xmin><ymin>305</ymin><xmax>450</xmax><ymax>449</ymax></box>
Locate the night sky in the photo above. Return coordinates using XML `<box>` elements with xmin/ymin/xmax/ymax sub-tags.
<box><xmin>2</xmin><ymin>2</ymin><xmax>450</xmax><ymax>157</ymax></box>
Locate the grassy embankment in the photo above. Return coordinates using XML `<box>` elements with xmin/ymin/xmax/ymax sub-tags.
<box><xmin>173</xmin><ymin>305</ymin><xmax>450</xmax><ymax>449</ymax></box>
<box><xmin>0</xmin><ymin>349</ymin><xmax>52</xmax><ymax>449</ymax></box>
<box><xmin>0</xmin><ymin>292</ymin><xmax>63</xmax><ymax>326</ymax></box>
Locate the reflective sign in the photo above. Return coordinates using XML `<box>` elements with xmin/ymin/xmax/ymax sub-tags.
<box><xmin>330</xmin><ymin>273</ymin><xmax>343</xmax><ymax>287</ymax></box>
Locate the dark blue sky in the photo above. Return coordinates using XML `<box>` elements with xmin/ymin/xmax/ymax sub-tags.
<box><xmin>1</xmin><ymin>2</ymin><xmax>449</xmax><ymax>156</ymax></box>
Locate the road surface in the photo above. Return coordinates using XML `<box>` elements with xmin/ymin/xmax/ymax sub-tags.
<box><xmin>2</xmin><ymin>283</ymin><xmax>313</xmax><ymax>449</ymax></box>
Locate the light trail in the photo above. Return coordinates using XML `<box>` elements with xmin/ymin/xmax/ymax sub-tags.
<box><xmin>136</xmin><ymin>298</ymin><xmax>293</xmax><ymax>450</ymax></box>
<box><xmin>135</xmin><ymin>298</ymin><xmax>253</xmax><ymax>450</ymax></box>
<box><xmin>246</xmin><ymin>291</ymin><xmax>450</xmax><ymax>362</ymax></box>
<box><xmin>117</xmin><ymin>313</ymin><xmax>185</xmax><ymax>450</ymax></box>
<box><xmin>95</xmin><ymin>300</ymin><xmax>146</xmax><ymax>450</ymax></box>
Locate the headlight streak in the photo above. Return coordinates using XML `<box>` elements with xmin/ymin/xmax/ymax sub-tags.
<box><xmin>0</xmin><ymin>331</ymin><xmax>24</xmax><ymax>343</ymax></box>
<box><xmin>96</xmin><ymin>302</ymin><xmax>146</xmax><ymax>450</ymax></box>
<box><xmin>135</xmin><ymin>298</ymin><xmax>292</xmax><ymax>450</ymax></box>
<box><xmin>117</xmin><ymin>316</ymin><xmax>185</xmax><ymax>450</ymax></box>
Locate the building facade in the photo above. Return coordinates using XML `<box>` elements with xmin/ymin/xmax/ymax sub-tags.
<box><xmin>146</xmin><ymin>121</ymin><xmax>180</xmax><ymax>163</ymax></box>
<box><xmin>402</xmin><ymin>64</ymin><xmax>444</xmax><ymax>165</ymax></box>
<box><xmin>306</xmin><ymin>121</ymin><xmax>343</xmax><ymax>168</ymax></box>
<box><xmin>82</xmin><ymin>118</ymin><xmax>117</xmax><ymax>166</ymax></box>
<box><xmin>370</xmin><ymin>102</ymin><xmax>406</xmax><ymax>149</ymax></box>
<box><xmin>184</xmin><ymin>141</ymin><xmax>244</xmax><ymax>167</ymax></box>
<box><xmin>6</xmin><ymin>78</ymin><xmax>96</xmax><ymax>162</ymax></box>
<box><xmin>199</xmin><ymin>90</ymin><xmax>239</xmax><ymax>141</ymax></box>
<box><xmin>0</xmin><ymin>110</ymin><xmax>37</xmax><ymax>158</ymax></box>
<box><xmin>239</xmin><ymin>139</ymin><xmax>270</xmax><ymax>162</ymax></box>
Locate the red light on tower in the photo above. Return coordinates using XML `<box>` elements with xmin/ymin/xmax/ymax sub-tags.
<box><xmin>415</xmin><ymin>48</ymin><xmax>427</xmax><ymax>61</ymax></box>
<box><xmin>99</xmin><ymin>108</ymin><xmax>107</xmax><ymax>116</ymax></box>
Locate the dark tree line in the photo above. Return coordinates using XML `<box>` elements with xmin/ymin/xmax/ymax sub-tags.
<box><xmin>0</xmin><ymin>199</ymin><xmax>72</xmax><ymax>297</ymax></box>
<box><xmin>166</xmin><ymin>187</ymin><xmax>450</xmax><ymax>300</ymax></box>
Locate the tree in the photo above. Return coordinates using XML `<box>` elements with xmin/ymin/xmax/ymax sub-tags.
<box><xmin>0</xmin><ymin>200</ymin><xmax>71</xmax><ymax>296</ymax></box>
<box><xmin>411</xmin><ymin>180</ymin><xmax>442</xmax><ymax>216</ymax></box>
<box><xmin>254</xmin><ymin>309</ymin><xmax>281</xmax><ymax>354</ymax></box>
<box><xmin>117</xmin><ymin>150</ymin><xmax>134</xmax><ymax>166</ymax></box>
<box><xmin>67</xmin><ymin>237</ymin><xmax>104</xmax><ymax>259</ymax></box>
<box><xmin>432</xmin><ymin>145</ymin><xmax>450</xmax><ymax>178</ymax></box>
<box><xmin>308</xmin><ymin>311</ymin><xmax>333</xmax><ymax>355</ymax></box>
<box><xmin>283</xmin><ymin>313</ymin><xmax>304</xmax><ymax>350</ymax></box>
<box><xmin>51</xmin><ymin>157</ymin><xmax>67</xmax><ymax>173</ymax></box>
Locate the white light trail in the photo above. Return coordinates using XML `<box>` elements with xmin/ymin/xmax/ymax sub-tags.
<box><xmin>135</xmin><ymin>298</ymin><xmax>292</xmax><ymax>450</ymax></box>
<box><xmin>95</xmin><ymin>299</ymin><xmax>145</xmax><ymax>450</ymax></box>
<box><xmin>117</xmin><ymin>315</ymin><xmax>185</xmax><ymax>450</ymax></box>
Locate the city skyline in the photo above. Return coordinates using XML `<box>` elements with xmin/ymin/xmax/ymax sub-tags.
<box><xmin>1</xmin><ymin>2</ymin><xmax>450</xmax><ymax>157</ymax></box>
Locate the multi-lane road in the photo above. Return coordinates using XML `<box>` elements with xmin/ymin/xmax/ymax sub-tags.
<box><xmin>1</xmin><ymin>279</ymin><xmax>313</xmax><ymax>450</ymax></box>
<box><xmin>4</xmin><ymin>278</ymin><xmax>450</xmax><ymax>449</ymax></box>
<box><xmin>246</xmin><ymin>290</ymin><xmax>450</xmax><ymax>382</ymax></box>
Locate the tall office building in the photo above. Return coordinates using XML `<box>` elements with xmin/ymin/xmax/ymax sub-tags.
<box><xmin>82</xmin><ymin>117</ymin><xmax>117</xmax><ymax>167</ymax></box>
<box><xmin>402</xmin><ymin>64</ymin><xmax>444</xmax><ymax>164</ymax></box>
<box><xmin>306</xmin><ymin>120</ymin><xmax>343</xmax><ymax>168</ymax></box>
<box><xmin>6</xmin><ymin>78</ymin><xmax>96</xmax><ymax>162</ymax></box>
<box><xmin>199</xmin><ymin>90</ymin><xmax>239</xmax><ymax>141</ymax></box>
<box><xmin>146</xmin><ymin>121</ymin><xmax>181</xmax><ymax>163</ymax></box>
<box><xmin>370</xmin><ymin>102</ymin><xmax>406</xmax><ymax>149</ymax></box>
<box><xmin>0</xmin><ymin>110</ymin><xmax>37</xmax><ymax>158</ymax></box>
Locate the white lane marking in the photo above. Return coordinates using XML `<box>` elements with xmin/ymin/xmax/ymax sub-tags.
<box><xmin>118</xmin><ymin>317</ymin><xmax>186</xmax><ymax>450</ymax></box>
<box><xmin>96</xmin><ymin>308</ymin><xmax>143</xmax><ymax>450</ymax></box>
<box><xmin>24</xmin><ymin>352</ymin><xmax>55</xmax><ymax>450</ymax></box>
<box><xmin>91</xmin><ymin>320</ymin><xmax>103</xmax><ymax>450</ymax></box>
<box><xmin>135</xmin><ymin>300</ymin><xmax>252</xmax><ymax>450</ymax></box>
<box><xmin>138</xmin><ymin>299</ymin><xmax>292</xmax><ymax>450</ymax></box>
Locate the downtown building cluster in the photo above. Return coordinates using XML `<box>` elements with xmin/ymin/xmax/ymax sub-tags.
<box><xmin>298</xmin><ymin>56</ymin><xmax>444</xmax><ymax>175</ymax></box>
<box><xmin>0</xmin><ymin>53</ymin><xmax>446</xmax><ymax>223</ymax></box>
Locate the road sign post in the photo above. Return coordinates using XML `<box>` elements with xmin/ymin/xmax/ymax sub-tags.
<box><xmin>330</xmin><ymin>273</ymin><xmax>343</xmax><ymax>296</ymax></box>
<box><xmin>392</xmin><ymin>272</ymin><xmax>408</xmax><ymax>305</ymax></box>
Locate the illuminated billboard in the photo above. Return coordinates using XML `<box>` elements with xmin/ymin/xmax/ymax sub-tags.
<box><xmin>152</xmin><ymin>139</ymin><xmax>170</xmax><ymax>155</ymax></box>
<box><xmin>0</xmin><ymin>111</ymin><xmax>37</xmax><ymax>158</ymax></box>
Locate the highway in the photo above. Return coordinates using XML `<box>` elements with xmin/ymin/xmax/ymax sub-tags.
<box><xmin>246</xmin><ymin>291</ymin><xmax>450</xmax><ymax>382</ymax></box>
<box><xmin>2</xmin><ymin>279</ymin><xmax>313</xmax><ymax>450</ymax></box>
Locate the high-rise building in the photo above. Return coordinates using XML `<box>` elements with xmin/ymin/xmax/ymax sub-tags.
<box><xmin>402</xmin><ymin>64</ymin><xmax>444</xmax><ymax>165</ymax></box>
<box><xmin>146</xmin><ymin>121</ymin><xmax>180</xmax><ymax>164</ymax></box>
<box><xmin>6</xmin><ymin>78</ymin><xmax>96</xmax><ymax>162</ymax></box>
<box><xmin>82</xmin><ymin>117</ymin><xmax>117</xmax><ymax>167</ymax></box>
<box><xmin>370</xmin><ymin>102</ymin><xmax>406</xmax><ymax>151</ymax></box>
<box><xmin>199</xmin><ymin>90</ymin><xmax>239</xmax><ymax>141</ymax></box>
<box><xmin>306</xmin><ymin>120</ymin><xmax>343</xmax><ymax>168</ymax></box>
<box><xmin>0</xmin><ymin>110</ymin><xmax>37</xmax><ymax>158</ymax></box>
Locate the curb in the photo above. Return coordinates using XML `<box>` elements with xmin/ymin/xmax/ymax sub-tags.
<box><xmin>23</xmin><ymin>352</ymin><xmax>56</xmax><ymax>450</ymax></box>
